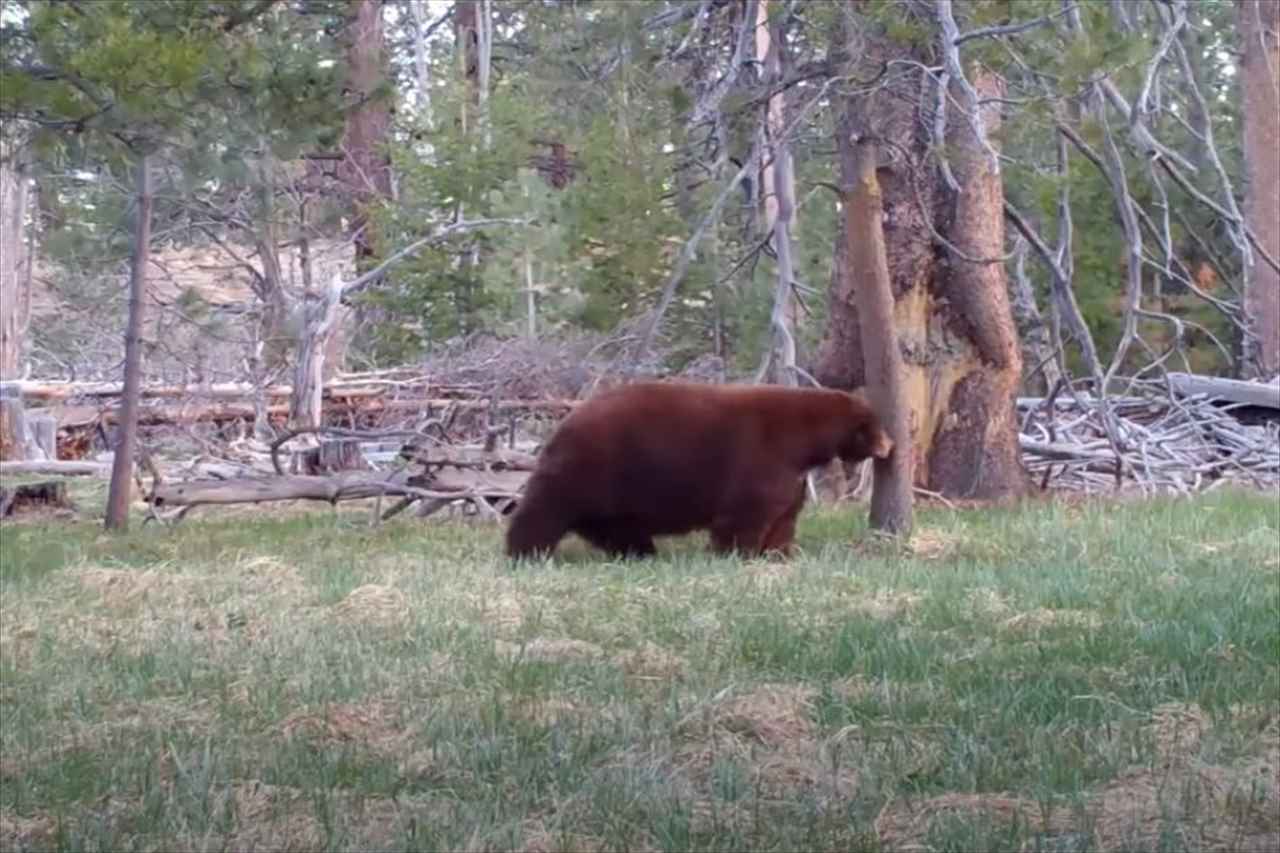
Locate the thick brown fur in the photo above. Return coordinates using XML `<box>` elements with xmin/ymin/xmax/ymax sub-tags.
<box><xmin>505</xmin><ymin>381</ymin><xmax>893</xmax><ymax>560</ymax></box>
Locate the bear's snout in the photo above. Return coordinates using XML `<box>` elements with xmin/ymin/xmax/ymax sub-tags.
<box><xmin>871</xmin><ymin>431</ymin><xmax>894</xmax><ymax>459</ymax></box>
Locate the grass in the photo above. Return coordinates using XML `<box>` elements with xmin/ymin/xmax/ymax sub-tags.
<box><xmin>0</xmin><ymin>485</ymin><xmax>1277</xmax><ymax>852</ymax></box>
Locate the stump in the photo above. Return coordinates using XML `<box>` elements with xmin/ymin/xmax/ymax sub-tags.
<box><xmin>0</xmin><ymin>383</ymin><xmax>28</xmax><ymax>461</ymax></box>
<box><xmin>0</xmin><ymin>480</ymin><xmax>73</xmax><ymax>518</ymax></box>
<box><xmin>290</xmin><ymin>439</ymin><xmax>370</xmax><ymax>475</ymax></box>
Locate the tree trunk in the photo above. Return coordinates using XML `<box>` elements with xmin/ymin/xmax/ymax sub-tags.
<box><xmin>1009</xmin><ymin>235</ymin><xmax>1063</xmax><ymax>395</ymax></box>
<box><xmin>0</xmin><ymin>136</ymin><xmax>29</xmax><ymax>382</ymax></box>
<box><xmin>410</xmin><ymin>0</ymin><xmax>434</xmax><ymax>128</ymax></box>
<box><xmin>341</xmin><ymin>0</ymin><xmax>393</xmax><ymax>264</ymax></box>
<box><xmin>816</xmin><ymin>9</ymin><xmax>1026</xmax><ymax>500</ymax></box>
<box><xmin>289</xmin><ymin>278</ymin><xmax>345</xmax><ymax>430</ymax></box>
<box><xmin>844</xmin><ymin>136</ymin><xmax>913</xmax><ymax>533</ymax></box>
<box><xmin>757</xmin><ymin>1</ymin><xmax>800</xmax><ymax>386</ymax></box>
<box><xmin>1239</xmin><ymin>0</ymin><xmax>1280</xmax><ymax>378</ymax></box>
<box><xmin>0</xmin><ymin>384</ymin><xmax>28</xmax><ymax>461</ymax></box>
<box><xmin>104</xmin><ymin>152</ymin><xmax>153</xmax><ymax>531</ymax></box>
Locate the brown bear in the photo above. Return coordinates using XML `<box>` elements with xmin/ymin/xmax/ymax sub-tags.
<box><xmin>505</xmin><ymin>381</ymin><xmax>893</xmax><ymax>560</ymax></box>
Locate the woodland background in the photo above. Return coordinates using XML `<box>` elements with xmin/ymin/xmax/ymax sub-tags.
<box><xmin>0</xmin><ymin>0</ymin><xmax>1278</xmax><ymax>527</ymax></box>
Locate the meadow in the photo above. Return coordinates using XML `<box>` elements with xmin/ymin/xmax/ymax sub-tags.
<box><xmin>1</xmin><ymin>485</ymin><xmax>1277</xmax><ymax>852</ymax></box>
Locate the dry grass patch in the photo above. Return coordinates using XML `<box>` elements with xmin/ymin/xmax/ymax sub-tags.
<box><xmin>874</xmin><ymin>704</ymin><xmax>1280</xmax><ymax>852</ymax></box>
<box><xmin>1000</xmin><ymin>607</ymin><xmax>1102</xmax><ymax>636</ymax></box>
<box><xmin>613</xmin><ymin>642</ymin><xmax>686</xmax><ymax>682</ymax></box>
<box><xmin>745</xmin><ymin>558</ymin><xmax>795</xmax><ymax>590</ymax></box>
<box><xmin>905</xmin><ymin>528</ymin><xmax>967</xmax><ymax>560</ymax></box>
<box><xmin>331</xmin><ymin>583</ymin><xmax>409</xmax><ymax>626</ymax></box>
<box><xmin>496</xmin><ymin>637</ymin><xmax>605</xmax><ymax>664</ymax></box>
<box><xmin>875</xmin><ymin>792</ymin><xmax>1066</xmax><ymax>852</ymax></box>
<box><xmin>462</xmin><ymin>577</ymin><xmax>559</xmax><ymax>636</ymax></box>
<box><xmin>849</xmin><ymin>589</ymin><xmax>922</xmax><ymax>621</ymax></box>
<box><xmin>965</xmin><ymin>587</ymin><xmax>1015</xmax><ymax>621</ymax></box>
<box><xmin>224</xmin><ymin>781</ymin><xmax>327</xmax><ymax>852</ymax></box>
<box><xmin>277</xmin><ymin>698</ymin><xmax>408</xmax><ymax>754</ymax></box>
<box><xmin>0</xmin><ymin>811</ymin><xmax>54</xmax><ymax>850</ymax></box>
<box><xmin>519</xmin><ymin>819</ymin><xmax>609</xmax><ymax>853</ymax></box>
<box><xmin>680</xmin><ymin>683</ymin><xmax>817</xmax><ymax>747</ymax></box>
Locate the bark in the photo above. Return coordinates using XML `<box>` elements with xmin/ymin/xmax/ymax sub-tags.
<box><xmin>341</xmin><ymin>0</ymin><xmax>393</xmax><ymax>262</ymax></box>
<box><xmin>815</xmin><ymin>7</ymin><xmax>1027</xmax><ymax>500</ymax></box>
<box><xmin>1239</xmin><ymin>0</ymin><xmax>1280</xmax><ymax>378</ymax></box>
<box><xmin>0</xmin><ymin>137</ymin><xmax>30</xmax><ymax>382</ymax></box>
<box><xmin>932</xmin><ymin>69</ymin><xmax>1026</xmax><ymax>498</ymax></box>
<box><xmin>844</xmin><ymin>137</ymin><xmax>913</xmax><ymax>533</ymax></box>
<box><xmin>104</xmin><ymin>153</ymin><xmax>153</xmax><ymax>531</ymax></box>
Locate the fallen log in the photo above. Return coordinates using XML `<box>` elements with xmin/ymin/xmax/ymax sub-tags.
<box><xmin>403</xmin><ymin>444</ymin><xmax>539</xmax><ymax>471</ymax></box>
<box><xmin>0</xmin><ymin>460</ymin><xmax>112</xmax><ymax>477</ymax></box>
<box><xmin>149</xmin><ymin>469</ymin><xmax>528</xmax><ymax>510</ymax></box>
<box><xmin>150</xmin><ymin>473</ymin><xmax>425</xmax><ymax>507</ymax></box>
<box><xmin>51</xmin><ymin>396</ymin><xmax>575</xmax><ymax>430</ymax></box>
<box><xmin>14</xmin><ymin>380</ymin><xmax>403</xmax><ymax>402</ymax></box>
<box><xmin>1166</xmin><ymin>373</ymin><xmax>1280</xmax><ymax>410</ymax></box>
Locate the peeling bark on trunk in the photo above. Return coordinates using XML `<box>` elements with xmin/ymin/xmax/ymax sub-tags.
<box><xmin>930</xmin><ymin>70</ymin><xmax>1026</xmax><ymax>498</ymax></box>
<box><xmin>816</xmin><ymin>12</ymin><xmax>1026</xmax><ymax>500</ymax></box>
<box><xmin>104</xmin><ymin>153</ymin><xmax>152</xmax><ymax>531</ymax></box>
<box><xmin>1239</xmin><ymin>0</ymin><xmax>1280</xmax><ymax>378</ymax></box>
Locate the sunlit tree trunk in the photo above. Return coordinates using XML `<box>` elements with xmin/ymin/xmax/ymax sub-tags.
<box><xmin>1239</xmin><ymin>0</ymin><xmax>1280</xmax><ymax>378</ymax></box>
<box><xmin>104</xmin><ymin>153</ymin><xmax>152</xmax><ymax>531</ymax></box>
<box><xmin>843</xmin><ymin>135</ymin><xmax>913</xmax><ymax>533</ymax></box>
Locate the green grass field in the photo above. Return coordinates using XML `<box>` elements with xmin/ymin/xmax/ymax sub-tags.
<box><xmin>1</xmin><ymin>486</ymin><xmax>1277</xmax><ymax>852</ymax></box>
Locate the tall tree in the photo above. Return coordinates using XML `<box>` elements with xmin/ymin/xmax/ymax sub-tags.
<box><xmin>292</xmin><ymin>0</ymin><xmax>393</xmax><ymax>429</ymax></box>
<box><xmin>104</xmin><ymin>154</ymin><xmax>151</xmax><ymax>530</ymax></box>
<box><xmin>2</xmin><ymin>0</ymin><xmax>287</xmax><ymax>528</ymax></box>
<box><xmin>1238</xmin><ymin>0</ymin><xmax>1280</xmax><ymax>378</ymax></box>
<box><xmin>0</xmin><ymin>133</ymin><xmax>30</xmax><ymax>382</ymax></box>
<box><xmin>817</xmin><ymin>1</ymin><xmax>1026</xmax><ymax>500</ymax></box>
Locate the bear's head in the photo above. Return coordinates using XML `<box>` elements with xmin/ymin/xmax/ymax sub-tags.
<box><xmin>838</xmin><ymin>393</ymin><xmax>894</xmax><ymax>462</ymax></box>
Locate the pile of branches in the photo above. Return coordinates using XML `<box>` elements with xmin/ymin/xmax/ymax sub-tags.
<box><xmin>1018</xmin><ymin>380</ymin><xmax>1280</xmax><ymax>494</ymax></box>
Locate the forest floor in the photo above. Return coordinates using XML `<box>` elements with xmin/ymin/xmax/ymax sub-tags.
<box><xmin>1</xmin><ymin>485</ymin><xmax>1278</xmax><ymax>852</ymax></box>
